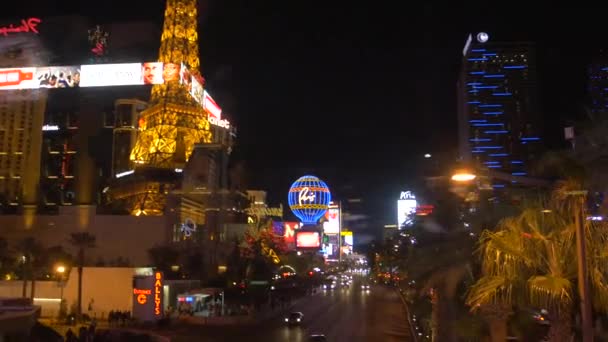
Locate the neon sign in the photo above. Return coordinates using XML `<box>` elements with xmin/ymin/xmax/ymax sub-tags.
<box><xmin>298</xmin><ymin>187</ymin><xmax>316</xmax><ymax>205</ymax></box>
<box><xmin>208</xmin><ymin>116</ymin><xmax>230</xmax><ymax>129</ymax></box>
<box><xmin>180</xmin><ymin>218</ymin><xmax>196</xmax><ymax>238</ymax></box>
<box><xmin>0</xmin><ymin>18</ymin><xmax>41</xmax><ymax>37</ymax></box>
<box><xmin>400</xmin><ymin>191</ymin><xmax>415</xmax><ymax>200</ymax></box>
<box><xmin>288</xmin><ymin>175</ymin><xmax>331</xmax><ymax>225</ymax></box>
<box><xmin>154</xmin><ymin>272</ymin><xmax>162</xmax><ymax>316</ymax></box>
<box><xmin>133</xmin><ymin>288</ymin><xmax>151</xmax><ymax>305</ymax></box>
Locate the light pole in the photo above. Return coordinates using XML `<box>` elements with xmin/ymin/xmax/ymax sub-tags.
<box><xmin>56</xmin><ymin>265</ymin><xmax>66</xmax><ymax>318</ymax></box>
<box><xmin>566</xmin><ymin>190</ymin><xmax>593</xmax><ymax>342</ymax></box>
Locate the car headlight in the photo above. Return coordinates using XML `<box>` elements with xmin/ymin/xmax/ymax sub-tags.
<box><xmin>296</xmin><ymin>318</ymin><xmax>301</xmax><ymax>322</ymax></box>
<box><xmin>285</xmin><ymin>318</ymin><xmax>289</xmax><ymax>322</ymax></box>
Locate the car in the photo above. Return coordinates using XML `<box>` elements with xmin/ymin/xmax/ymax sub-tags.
<box><xmin>308</xmin><ymin>334</ymin><xmax>327</xmax><ymax>341</ymax></box>
<box><xmin>284</xmin><ymin>312</ymin><xmax>304</xmax><ymax>325</ymax></box>
<box><xmin>361</xmin><ymin>284</ymin><xmax>371</xmax><ymax>292</ymax></box>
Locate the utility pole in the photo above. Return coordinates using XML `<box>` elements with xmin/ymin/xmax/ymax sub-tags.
<box><xmin>338</xmin><ymin>201</ymin><xmax>343</xmax><ymax>266</ymax></box>
<box><xmin>569</xmin><ymin>190</ymin><xmax>593</xmax><ymax>342</ymax></box>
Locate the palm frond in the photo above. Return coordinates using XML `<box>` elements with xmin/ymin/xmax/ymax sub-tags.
<box><xmin>590</xmin><ymin>267</ymin><xmax>608</xmax><ymax>313</ymax></box>
<box><xmin>466</xmin><ymin>275</ymin><xmax>519</xmax><ymax>311</ymax></box>
<box><xmin>528</xmin><ymin>275</ymin><xmax>573</xmax><ymax>310</ymax></box>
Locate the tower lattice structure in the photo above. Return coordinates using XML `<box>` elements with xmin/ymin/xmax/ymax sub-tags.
<box><xmin>111</xmin><ymin>0</ymin><xmax>212</xmax><ymax>215</ymax></box>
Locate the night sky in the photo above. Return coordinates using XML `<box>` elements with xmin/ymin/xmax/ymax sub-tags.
<box><xmin>8</xmin><ymin>2</ymin><xmax>608</xmax><ymax>238</ymax></box>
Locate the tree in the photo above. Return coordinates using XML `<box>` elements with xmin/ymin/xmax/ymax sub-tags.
<box><xmin>406</xmin><ymin>228</ymin><xmax>474</xmax><ymax>342</ymax></box>
<box><xmin>69</xmin><ymin>232</ymin><xmax>96</xmax><ymax>317</ymax></box>
<box><xmin>0</xmin><ymin>238</ymin><xmax>15</xmax><ymax>278</ymax></box>
<box><xmin>241</xmin><ymin>218</ymin><xmax>287</xmax><ymax>280</ymax></box>
<box><xmin>466</xmin><ymin>196</ymin><xmax>608</xmax><ymax>342</ymax></box>
<box><xmin>16</xmin><ymin>237</ymin><xmax>44</xmax><ymax>299</ymax></box>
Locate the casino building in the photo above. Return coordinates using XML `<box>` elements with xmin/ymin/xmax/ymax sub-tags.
<box><xmin>0</xmin><ymin>2</ymin><xmax>250</xmax><ymax>274</ymax></box>
<box><xmin>457</xmin><ymin>32</ymin><xmax>544</xmax><ymax>188</ymax></box>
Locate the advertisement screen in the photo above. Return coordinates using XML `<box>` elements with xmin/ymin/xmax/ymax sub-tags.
<box><xmin>341</xmin><ymin>231</ymin><xmax>354</xmax><ymax>256</ymax></box>
<box><xmin>141</xmin><ymin>62</ymin><xmax>164</xmax><ymax>85</ymax></box>
<box><xmin>272</xmin><ymin>221</ymin><xmax>284</xmax><ymax>236</ymax></box>
<box><xmin>80</xmin><ymin>63</ymin><xmax>143</xmax><ymax>87</ymax></box>
<box><xmin>190</xmin><ymin>76</ymin><xmax>203</xmax><ymax>104</ymax></box>
<box><xmin>323</xmin><ymin>207</ymin><xmax>340</xmax><ymax>234</ymax></box>
<box><xmin>283</xmin><ymin>222</ymin><xmax>298</xmax><ymax>245</ymax></box>
<box><xmin>181</xmin><ymin>63</ymin><xmax>204</xmax><ymax>105</ymax></box>
<box><xmin>0</xmin><ymin>67</ymin><xmax>38</xmax><ymax>89</ymax></box>
<box><xmin>324</xmin><ymin>234</ymin><xmax>340</xmax><ymax>260</ymax></box>
<box><xmin>162</xmin><ymin>63</ymin><xmax>181</xmax><ymax>83</ymax></box>
<box><xmin>398</xmin><ymin>199</ymin><xmax>417</xmax><ymax>228</ymax></box>
<box><xmin>296</xmin><ymin>231</ymin><xmax>320</xmax><ymax>249</ymax></box>
<box><xmin>35</xmin><ymin>66</ymin><xmax>80</xmax><ymax>88</ymax></box>
<box><xmin>203</xmin><ymin>90</ymin><xmax>222</xmax><ymax>120</ymax></box>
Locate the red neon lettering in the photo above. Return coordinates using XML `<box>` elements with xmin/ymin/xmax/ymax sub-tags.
<box><xmin>133</xmin><ymin>288</ymin><xmax>152</xmax><ymax>295</ymax></box>
<box><xmin>0</xmin><ymin>18</ymin><xmax>41</xmax><ymax>37</ymax></box>
<box><xmin>154</xmin><ymin>272</ymin><xmax>162</xmax><ymax>316</ymax></box>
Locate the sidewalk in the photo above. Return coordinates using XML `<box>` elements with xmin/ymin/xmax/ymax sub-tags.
<box><xmin>395</xmin><ymin>288</ymin><xmax>418</xmax><ymax>342</ymax></box>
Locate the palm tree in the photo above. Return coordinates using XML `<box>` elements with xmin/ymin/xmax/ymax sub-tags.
<box><xmin>69</xmin><ymin>232</ymin><xmax>96</xmax><ymax>317</ymax></box>
<box><xmin>407</xmin><ymin>230</ymin><xmax>474</xmax><ymax>342</ymax></box>
<box><xmin>466</xmin><ymin>197</ymin><xmax>608</xmax><ymax>342</ymax></box>
<box><xmin>16</xmin><ymin>237</ymin><xmax>44</xmax><ymax>299</ymax></box>
<box><xmin>0</xmin><ymin>238</ymin><xmax>15</xmax><ymax>278</ymax></box>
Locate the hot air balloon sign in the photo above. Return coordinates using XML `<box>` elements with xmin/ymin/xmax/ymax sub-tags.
<box><xmin>288</xmin><ymin>175</ymin><xmax>331</xmax><ymax>225</ymax></box>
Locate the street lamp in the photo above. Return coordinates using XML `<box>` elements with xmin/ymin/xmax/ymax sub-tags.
<box><xmin>451</xmin><ymin>170</ymin><xmax>476</xmax><ymax>182</ymax></box>
<box><xmin>55</xmin><ymin>265</ymin><xmax>66</xmax><ymax>318</ymax></box>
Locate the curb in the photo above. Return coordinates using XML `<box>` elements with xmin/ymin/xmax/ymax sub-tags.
<box><xmin>395</xmin><ymin>288</ymin><xmax>418</xmax><ymax>342</ymax></box>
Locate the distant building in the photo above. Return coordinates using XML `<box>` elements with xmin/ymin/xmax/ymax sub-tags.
<box><xmin>587</xmin><ymin>49</ymin><xmax>608</xmax><ymax>116</ymax></box>
<box><xmin>457</xmin><ymin>32</ymin><xmax>543</xmax><ymax>188</ymax></box>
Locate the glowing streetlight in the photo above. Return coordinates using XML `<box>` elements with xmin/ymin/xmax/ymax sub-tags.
<box><xmin>424</xmin><ymin>153</ymin><xmax>432</xmax><ymax>159</ymax></box>
<box><xmin>55</xmin><ymin>265</ymin><xmax>66</xmax><ymax>318</ymax></box>
<box><xmin>451</xmin><ymin>170</ymin><xmax>476</xmax><ymax>182</ymax></box>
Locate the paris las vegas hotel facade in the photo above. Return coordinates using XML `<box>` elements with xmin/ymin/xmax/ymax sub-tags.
<box><xmin>0</xmin><ymin>8</ymin><xmax>250</xmax><ymax>270</ymax></box>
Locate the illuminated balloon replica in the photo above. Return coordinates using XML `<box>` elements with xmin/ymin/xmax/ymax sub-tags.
<box><xmin>288</xmin><ymin>175</ymin><xmax>331</xmax><ymax>225</ymax></box>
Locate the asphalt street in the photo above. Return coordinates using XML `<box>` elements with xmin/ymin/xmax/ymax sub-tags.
<box><xmin>171</xmin><ymin>282</ymin><xmax>412</xmax><ymax>342</ymax></box>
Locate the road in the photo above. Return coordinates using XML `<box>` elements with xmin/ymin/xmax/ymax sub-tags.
<box><xmin>171</xmin><ymin>281</ymin><xmax>412</xmax><ymax>342</ymax></box>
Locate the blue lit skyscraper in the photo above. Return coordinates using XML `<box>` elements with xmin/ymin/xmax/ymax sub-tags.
<box><xmin>457</xmin><ymin>33</ymin><xmax>543</xmax><ymax>188</ymax></box>
<box><xmin>587</xmin><ymin>49</ymin><xmax>608</xmax><ymax>116</ymax></box>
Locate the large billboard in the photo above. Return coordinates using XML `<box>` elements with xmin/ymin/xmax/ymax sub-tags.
<box><xmin>341</xmin><ymin>231</ymin><xmax>353</xmax><ymax>256</ymax></box>
<box><xmin>0</xmin><ymin>61</ymin><xmax>230</xmax><ymax>129</ymax></box>
<box><xmin>295</xmin><ymin>231</ymin><xmax>321</xmax><ymax>249</ymax></box>
<box><xmin>271</xmin><ymin>221</ymin><xmax>298</xmax><ymax>251</ymax></box>
<box><xmin>323</xmin><ymin>204</ymin><xmax>340</xmax><ymax>235</ymax></box>
<box><xmin>35</xmin><ymin>66</ymin><xmax>80</xmax><ymax>88</ymax></box>
<box><xmin>397</xmin><ymin>191</ymin><xmax>417</xmax><ymax>228</ymax></box>
<box><xmin>0</xmin><ymin>62</ymin><xmax>185</xmax><ymax>90</ymax></box>
<box><xmin>80</xmin><ymin>63</ymin><xmax>144</xmax><ymax>87</ymax></box>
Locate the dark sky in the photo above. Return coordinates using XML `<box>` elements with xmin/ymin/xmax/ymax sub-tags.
<box><xmin>8</xmin><ymin>1</ymin><xmax>608</xmax><ymax>232</ymax></box>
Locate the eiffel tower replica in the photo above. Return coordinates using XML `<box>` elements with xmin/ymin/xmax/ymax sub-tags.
<box><xmin>110</xmin><ymin>0</ymin><xmax>212</xmax><ymax>215</ymax></box>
